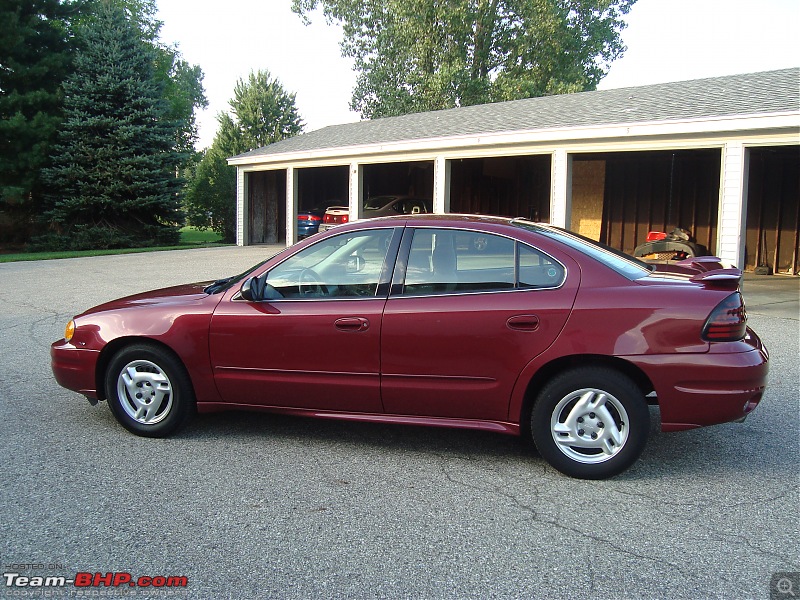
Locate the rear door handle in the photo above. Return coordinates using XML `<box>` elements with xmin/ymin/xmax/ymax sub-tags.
<box><xmin>334</xmin><ymin>317</ymin><xmax>370</xmax><ymax>332</ymax></box>
<box><xmin>507</xmin><ymin>315</ymin><xmax>540</xmax><ymax>331</ymax></box>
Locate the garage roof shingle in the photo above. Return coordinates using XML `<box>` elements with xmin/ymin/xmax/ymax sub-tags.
<box><xmin>232</xmin><ymin>68</ymin><xmax>800</xmax><ymax>160</ymax></box>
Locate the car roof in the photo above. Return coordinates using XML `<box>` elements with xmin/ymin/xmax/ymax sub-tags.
<box><xmin>352</xmin><ymin>213</ymin><xmax>519</xmax><ymax>228</ymax></box>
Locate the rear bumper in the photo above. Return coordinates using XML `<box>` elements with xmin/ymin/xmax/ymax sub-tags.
<box><xmin>628</xmin><ymin>330</ymin><xmax>769</xmax><ymax>432</ymax></box>
<box><xmin>297</xmin><ymin>223</ymin><xmax>319</xmax><ymax>237</ymax></box>
<box><xmin>51</xmin><ymin>340</ymin><xmax>100</xmax><ymax>399</ymax></box>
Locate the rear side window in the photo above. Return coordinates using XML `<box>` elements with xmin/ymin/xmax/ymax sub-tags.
<box><xmin>518</xmin><ymin>243</ymin><xmax>566</xmax><ymax>288</ymax></box>
<box><xmin>402</xmin><ymin>229</ymin><xmax>564</xmax><ymax>295</ymax></box>
<box><xmin>513</xmin><ymin>220</ymin><xmax>651</xmax><ymax>280</ymax></box>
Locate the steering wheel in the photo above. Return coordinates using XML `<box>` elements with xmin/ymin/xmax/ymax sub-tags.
<box><xmin>298</xmin><ymin>268</ymin><xmax>330</xmax><ymax>297</ymax></box>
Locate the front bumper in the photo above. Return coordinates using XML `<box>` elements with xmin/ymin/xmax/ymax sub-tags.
<box><xmin>628</xmin><ymin>329</ymin><xmax>769</xmax><ymax>432</ymax></box>
<box><xmin>51</xmin><ymin>339</ymin><xmax>101</xmax><ymax>399</ymax></box>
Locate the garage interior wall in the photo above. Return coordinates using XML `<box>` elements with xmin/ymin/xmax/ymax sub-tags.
<box><xmin>449</xmin><ymin>156</ymin><xmax>551</xmax><ymax>221</ymax></box>
<box><xmin>575</xmin><ymin>150</ymin><xmax>722</xmax><ymax>256</ymax></box>
<box><xmin>745</xmin><ymin>145</ymin><xmax>800</xmax><ymax>275</ymax></box>
<box><xmin>362</xmin><ymin>161</ymin><xmax>434</xmax><ymax>201</ymax></box>
<box><xmin>297</xmin><ymin>166</ymin><xmax>350</xmax><ymax>212</ymax></box>
<box><xmin>247</xmin><ymin>171</ymin><xmax>286</xmax><ymax>244</ymax></box>
<box><xmin>571</xmin><ymin>160</ymin><xmax>606</xmax><ymax>240</ymax></box>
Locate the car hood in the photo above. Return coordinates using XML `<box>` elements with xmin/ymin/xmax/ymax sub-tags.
<box><xmin>78</xmin><ymin>282</ymin><xmax>214</xmax><ymax>317</ymax></box>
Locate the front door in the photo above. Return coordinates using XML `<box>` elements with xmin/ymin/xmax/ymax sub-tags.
<box><xmin>210</xmin><ymin>227</ymin><xmax>399</xmax><ymax>413</ymax></box>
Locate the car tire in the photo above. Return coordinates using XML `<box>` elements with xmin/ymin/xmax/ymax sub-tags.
<box><xmin>104</xmin><ymin>343</ymin><xmax>195</xmax><ymax>437</ymax></box>
<box><xmin>531</xmin><ymin>367</ymin><xmax>649</xmax><ymax>479</ymax></box>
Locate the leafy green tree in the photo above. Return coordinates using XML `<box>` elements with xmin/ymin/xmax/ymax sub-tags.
<box><xmin>0</xmin><ymin>0</ymin><xmax>82</xmax><ymax>243</ymax></box>
<box><xmin>293</xmin><ymin>0</ymin><xmax>635</xmax><ymax>118</ymax></box>
<box><xmin>158</xmin><ymin>56</ymin><xmax>208</xmax><ymax>155</ymax></box>
<box><xmin>185</xmin><ymin>70</ymin><xmax>303</xmax><ymax>242</ymax></box>
<box><xmin>184</xmin><ymin>138</ymin><xmax>237</xmax><ymax>243</ymax></box>
<box><xmin>38</xmin><ymin>0</ymin><xmax>185</xmax><ymax>250</ymax></box>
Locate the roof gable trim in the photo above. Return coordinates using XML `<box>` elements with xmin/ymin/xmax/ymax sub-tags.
<box><xmin>227</xmin><ymin>110</ymin><xmax>799</xmax><ymax>167</ymax></box>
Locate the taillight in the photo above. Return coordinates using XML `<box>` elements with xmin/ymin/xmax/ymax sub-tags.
<box><xmin>342</xmin><ymin>215</ymin><xmax>349</xmax><ymax>223</ymax></box>
<box><xmin>309</xmin><ymin>214</ymin><xmax>321</xmax><ymax>221</ymax></box>
<box><xmin>702</xmin><ymin>292</ymin><xmax>747</xmax><ymax>341</ymax></box>
<box><xmin>323</xmin><ymin>214</ymin><xmax>333</xmax><ymax>223</ymax></box>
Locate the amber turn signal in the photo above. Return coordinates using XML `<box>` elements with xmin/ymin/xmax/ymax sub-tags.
<box><xmin>64</xmin><ymin>320</ymin><xmax>75</xmax><ymax>342</ymax></box>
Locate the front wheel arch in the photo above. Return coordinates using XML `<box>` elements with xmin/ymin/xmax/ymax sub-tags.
<box><xmin>95</xmin><ymin>337</ymin><xmax>188</xmax><ymax>402</ymax></box>
<box><xmin>100</xmin><ymin>340</ymin><xmax>196</xmax><ymax>437</ymax></box>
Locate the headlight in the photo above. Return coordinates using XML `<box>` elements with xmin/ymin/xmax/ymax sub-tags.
<box><xmin>64</xmin><ymin>320</ymin><xmax>75</xmax><ymax>342</ymax></box>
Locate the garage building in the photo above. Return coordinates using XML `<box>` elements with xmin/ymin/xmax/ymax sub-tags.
<box><xmin>228</xmin><ymin>68</ymin><xmax>800</xmax><ymax>275</ymax></box>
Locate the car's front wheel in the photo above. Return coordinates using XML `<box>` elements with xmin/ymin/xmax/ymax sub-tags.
<box><xmin>104</xmin><ymin>343</ymin><xmax>195</xmax><ymax>437</ymax></box>
<box><xmin>531</xmin><ymin>367</ymin><xmax>649</xmax><ymax>479</ymax></box>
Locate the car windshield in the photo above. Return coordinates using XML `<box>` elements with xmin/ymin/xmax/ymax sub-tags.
<box><xmin>363</xmin><ymin>196</ymin><xmax>394</xmax><ymax>210</ymax></box>
<box><xmin>203</xmin><ymin>250</ymin><xmax>282</xmax><ymax>294</ymax></box>
<box><xmin>511</xmin><ymin>219</ymin><xmax>653</xmax><ymax>280</ymax></box>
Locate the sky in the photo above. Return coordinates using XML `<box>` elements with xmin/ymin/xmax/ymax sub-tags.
<box><xmin>155</xmin><ymin>0</ymin><xmax>800</xmax><ymax>150</ymax></box>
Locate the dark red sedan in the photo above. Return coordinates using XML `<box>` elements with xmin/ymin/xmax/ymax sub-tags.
<box><xmin>51</xmin><ymin>215</ymin><xmax>768</xmax><ymax>479</ymax></box>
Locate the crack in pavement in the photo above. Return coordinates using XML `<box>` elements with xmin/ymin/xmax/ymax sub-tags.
<box><xmin>436</xmin><ymin>454</ymin><xmax>694</xmax><ymax>578</ymax></box>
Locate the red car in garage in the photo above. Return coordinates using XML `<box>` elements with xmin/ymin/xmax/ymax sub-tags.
<box><xmin>318</xmin><ymin>195</ymin><xmax>430</xmax><ymax>232</ymax></box>
<box><xmin>51</xmin><ymin>215</ymin><xmax>768</xmax><ymax>479</ymax></box>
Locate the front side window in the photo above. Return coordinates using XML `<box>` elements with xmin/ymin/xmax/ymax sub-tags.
<box><xmin>402</xmin><ymin>229</ymin><xmax>564</xmax><ymax>295</ymax></box>
<box><xmin>266</xmin><ymin>229</ymin><xmax>394</xmax><ymax>299</ymax></box>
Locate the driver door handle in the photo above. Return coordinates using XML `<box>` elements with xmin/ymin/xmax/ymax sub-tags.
<box><xmin>507</xmin><ymin>315</ymin><xmax>540</xmax><ymax>331</ymax></box>
<box><xmin>335</xmin><ymin>317</ymin><xmax>370</xmax><ymax>332</ymax></box>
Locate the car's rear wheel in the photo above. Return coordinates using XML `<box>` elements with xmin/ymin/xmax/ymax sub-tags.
<box><xmin>104</xmin><ymin>343</ymin><xmax>195</xmax><ymax>437</ymax></box>
<box><xmin>531</xmin><ymin>367</ymin><xmax>649</xmax><ymax>479</ymax></box>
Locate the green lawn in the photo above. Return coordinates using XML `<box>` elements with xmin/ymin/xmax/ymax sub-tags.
<box><xmin>178</xmin><ymin>226</ymin><xmax>223</xmax><ymax>245</ymax></box>
<box><xmin>0</xmin><ymin>227</ymin><xmax>227</xmax><ymax>263</ymax></box>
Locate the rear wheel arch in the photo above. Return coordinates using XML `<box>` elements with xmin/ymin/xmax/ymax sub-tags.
<box><xmin>519</xmin><ymin>355</ymin><xmax>656</xmax><ymax>431</ymax></box>
<box><xmin>529</xmin><ymin>365</ymin><xmax>651</xmax><ymax>478</ymax></box>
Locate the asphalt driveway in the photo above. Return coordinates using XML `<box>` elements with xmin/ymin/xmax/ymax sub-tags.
<box><xmin>1</xmin><ymin>246</ymin><xmax>798</xmax><ymax>599</ymax></box>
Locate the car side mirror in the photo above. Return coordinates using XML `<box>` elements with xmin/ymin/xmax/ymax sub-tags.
<box><xmin>241</xmin><ymin>274</ymin><xmax>282</xmax><ymax>301</ymax></box>
<box><xmin>240</xmin><ymin>276</ymin><xmax>258</xmax><ymax>301</ymax></box>
<box><xmin>241</xmin><ymin>273</ymin><xmax>267</xmax><ymax>301</ymax></box>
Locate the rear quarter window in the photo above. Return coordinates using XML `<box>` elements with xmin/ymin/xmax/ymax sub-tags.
<box><xmin>513</xmin><ymin>221</ymin><xmax>651</xmax><ymax>280</ymax></box>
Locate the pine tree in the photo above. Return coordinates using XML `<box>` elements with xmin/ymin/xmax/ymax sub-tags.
<box><xmin>0</xmin><ymin>0</ymin><xmax>79</xmax><ymax>243</ymax></box>
<box><xmin>41</xmin><ymin>0</ymin><xmax>184</xmax><ymax>249</ymax></box>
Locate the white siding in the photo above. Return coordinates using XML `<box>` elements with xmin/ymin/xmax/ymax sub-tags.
<box><xmin>434</xmin><ymin>156</ymin><xmax>451</xmax><ymax>213</ymax></box>
<box><xmin>286</xmin><ymin>167</ymin><xmax>298</xmax><ymax>246</ymax></box>
<box><xmin>717</xmin><ymin>142</ymin><xmax>749</xmax><ymax>267</ymax></box>
<box><xmin>349</xmin><ymin>163</ymin><xmax>363</xmax><ymax>220</ymax></box>
<box><xmin>236</xmin><ymin>167</ymin><xmax>246</xmax><ymax>246</ymax></box>
<box><xmin>550</xmin><ymin>149</ymin><xmax>572</xmax><ymax>228</ymax></box>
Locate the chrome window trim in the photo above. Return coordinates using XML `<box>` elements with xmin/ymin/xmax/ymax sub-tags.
<box><xmin>233</xmin><ymin>225</ymin><xmax>402</xmax><ymax>302</ymax></box>
<box><xmin>392</xmin><ymin>225</ymin><xmax>567</xmax><ymax>298</ymax></box>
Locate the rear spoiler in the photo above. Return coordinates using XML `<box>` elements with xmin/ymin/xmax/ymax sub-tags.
<box><xmin>675</xmin><ymin>256</ymin><xmax>726</xmax><ymax>272</ymax></box>
<box><xmin>689</xmin><ymin>268</ymin><xmax>742</xmax><ymax>289</ymax></box>
<box><xmin>649</xmin><ymin>256</ymin><xmax>742</xmax><ymax>289</ymax></box>
<box><xmin>676</xmin><ymin>257</ymin><xmax>742</xmax><ymax>290</ymax></box>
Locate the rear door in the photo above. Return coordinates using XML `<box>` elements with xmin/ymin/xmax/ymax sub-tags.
<box><xmin>380</xmin><ymin>227</ymin><xmax>579</xmax><ymax>421</ymax></box>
